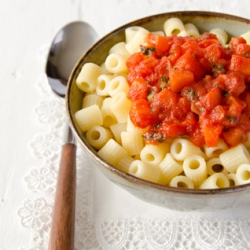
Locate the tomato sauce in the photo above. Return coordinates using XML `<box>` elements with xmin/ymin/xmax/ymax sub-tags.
<box><xmin>126</xmin><ymin>32</ymin><xmax>250</xmax><ymax>148</ymax></box>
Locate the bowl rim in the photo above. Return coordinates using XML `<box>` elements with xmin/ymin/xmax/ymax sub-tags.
<box><xmin>66</xmin><ymin>10</ymin><xmax>250</xmax><ymax>196</ymax></box>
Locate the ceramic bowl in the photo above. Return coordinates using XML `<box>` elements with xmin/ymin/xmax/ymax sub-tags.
<box><xmin>66</xmin><ymin>11</ymin><xmax>250</xmax><ymax>211</ymax></box>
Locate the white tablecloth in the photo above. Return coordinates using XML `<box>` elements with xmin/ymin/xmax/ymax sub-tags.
<box><xmin>1</xmin><ymin>0</ymin><xmax>250</xmax><ymax>249</ymax></box>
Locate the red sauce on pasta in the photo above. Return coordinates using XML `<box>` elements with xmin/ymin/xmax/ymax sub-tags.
<box><xmin>126</xmin><ymin>32</ymin><xmax>250</xmax><ymax>148</ymax></box>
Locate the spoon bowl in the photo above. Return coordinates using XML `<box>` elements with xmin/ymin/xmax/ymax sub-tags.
<box><xmin>46</xmin><ymin>21</ymin><xmax>98</xmax><ymax>96</ymax></box>
<box><xmin>46</xmin><ymin>21</ymin><xmax>98</xmax><ymax>250</ymax></box>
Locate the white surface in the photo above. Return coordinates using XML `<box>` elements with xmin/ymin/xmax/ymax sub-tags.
<box><xmin>1</xmin><ymin>0</ymin><xmax>250</xmax><ymax>249</ymax></box>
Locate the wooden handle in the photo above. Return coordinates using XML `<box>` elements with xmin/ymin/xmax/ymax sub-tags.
<box><xmin>48</xmin><ymin>143</ymin><xmax>76</xmax><ymax>250</ymax></box>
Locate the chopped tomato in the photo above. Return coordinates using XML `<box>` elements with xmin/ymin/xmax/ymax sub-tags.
<box><xmin>229</xmin><ymin>55</ymin><xmax>250</xmax><ymax>76</ymax></box>
<box><xmin>128</xmin><ymin>79</ymin><xmax>149</xmax><ymax>101</ymax></box>
<box><xmin>222</xmin><ymin>127</ymin><xmax>247</xmax><ymax>147</ymax></box>
<box><xmin>126</xmin><ymin>31</ymin><xmax>250</xmax><ymax>148</ymax></box>
<box><xmin>169</xmin><ymin>68</ymin><xmax>194</xmax><ymax>92</ymax></box>
<box><xmin>199</xmin><ymin>87</ymin><xmax>222</xmax><ymax>111</ymax></box>
<box><xmin>145</xmin><ymin>33</ymin><xmax>173</xmax><ymax>53</ymax></box>
<box><xmin>174</xmin><ymin>52</ymin><xmax>206</xmax><ymax>81</ymax></box>
<box><xmin>129</xmin><ymin>99</ymin><xmax>154</xmax><ymax>128</ymax></box>
<box><xmin>126</xmin><ymin>52</ymin><xmax>144</xmax><ymax>72</ymax></box>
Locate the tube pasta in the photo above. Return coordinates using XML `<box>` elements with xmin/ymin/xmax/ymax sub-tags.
<box><xmin>126</xmin><ymin>116</ymin><xmax>147</xmax><ymax>133</ymax></box>
<box><xmin>210</xmin><ymin>28</ymin><xmax>228</xmax><ymax>45</ymax></box>
<box><xmin>110</xmin><ymin>92</ymin><xmax>131</xmax><ymax>123</ymax></box>
<box><xmin>100</xmin><ymin>97</ymin><xmax>117</xmax><ymax>128</ymax></box>
<box><xmin>169</xmin><ymin>176</ymin><xmax>194</xmax><ymax>189</ymax></box>
<box><xmin>107</xmin><ymin>76</ymin><xmax>129</xmax><ymax>97</ymax></box>
<box><xmin>76</xmin><ymin>63</ymin><xmax>102</xmax><ymax>92</ymax></box>
<box><xmin>227</xmin><ymin>173</ymin><xmax>239</xmax><ymax>187</ymax></box>
<box><xmin>100</xmin><ymin>62</ymin><xmax>110</xmax><ymax>74</ymax></box>
<box><xmin>163</xmin><ymin>17</ymin><xmax>185</xmax><ymax>36</ymax></box>
<box><xmin>109</xmin><ymin>42</ymin><xmax>131</xmax><ymax>56</ymax></box>
<box><xmin>129</xmin><ymin>160</ymin><xmax>161</xmax><ymax>183</ymax></box>
<box><xmin>183</xmin><ymin>155</ymin><xmax>207</xmax><ymax>188</ymax></box>
<box><xmin>140</xmin><ymin>143</ymin><xmax>169</xmax><ymax>166</ymax></box>
<box><xmin>207</xmin><ymin>158</ymin><xmax>228</xmax><ymax>176</ymax></box>
<box><xmin>86</xmin><ymin>126</ymin><xmax>113</xmax><ymax>149</ymax></box>
<box><xmin>152</xmin><ymin>31</ymin><xmax>165</xmax><ymax>36</ymax></box>
<box><xmin>236</xmin><ymin>164</ymin><xmax>250</xmax><ymax>185</ymax></box>
<box><xmin>219</xmin><ymin>144</ymin><xmax>250</xmax><ymax>173</ymax></box>
<box><xmin>125</xmin><ymin>27</ymin><xmax>149</xmax><ymax>54</ymax></box>
<box><xmin>125</xmin><ymin>26</ymin><xmax>144</xmax><ymax>43</ymax></box>
<box><xmin>170</xmin><ymin>138</ymin><xmax>206</xmax><ymax>161</ymax></box>
<box><xmin>105</xmin><ymin>53</ymin><xmax>129</xmax><ymax>74</ymax></box>
<box><xmin>203</xmin><ymin>139</ymin><xmax>228</xmax><ymax>158</ymax></box>
<box><xmin>240</xmin><ymin>31</ymin><xmax>250</xmax><ymax>44</ymax></box>
<box><xmin>82</xmin><ymin>94</ymin><xmax>104</xmax><ymax>109</ymax></box>
<box><xmin>159</xmin><ymin>153</ymin><xmax>183</xmax><ymax>185</ymax></box>
<box><xmin>121</xmin><ymin>131</ymin><xmax>144</xmax><ymax>156</ymax></box>
<box><xmin>200</xmin><ymin>173</ymin><xmax>229</xmax><ymax>189</ymax></box>
<box><xmin>117</xmin><ymin>155</ymin><xmax>134</xmax><ymax>173</ymax></box>
<box><xmin>110</xmin><ymin>122</ymin><xmax>127</xmax><ymax>144</ymax></box>
<box><xmin>75</xmin><ymin>105</ymin><xmax>103</xmax><ymax>132</ymax></box>
<box><xmin>184</xmin><ymin>23</ymin><xmax>199</xmax><ymax>37</ymax></box>
<box><xmin>96</xmin><ymin>74</ymin><xmax>114</xmax><ymax>96</ymax></box>
<box><xmin>98</xmin><ymin>139</ymin><xmax>127</xmax><ymax>166</ymax></box>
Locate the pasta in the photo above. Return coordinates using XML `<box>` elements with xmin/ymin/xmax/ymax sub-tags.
<box><xmin>98</xmin><ymin>139</ymin><xmax>127</xmax><ymax>166</ymax></box>
<box><xmin>74</xmin><ymin>17</ymin><xmax>250</xmax><ymax>189</ymax></box>
<box><xmin>125</xmin><ymin>27</ymin><xmax>149</xmax><ymax>54</ymax></box>
<box><xmin>184</xmin><ymin>23</ymin><xmax>199</xmax><ymax>38</ymax></box>
<box><xmin>109</xmin><ymin>42</ymin><xmax>131</xmax><ymax>56</ymax></box>
<box><xmin>169</xmin><ymin>176</ymin><xmax>194</xmax><ymax>189</ymax></box>
<box><xmin>170</xmin><ymin>138</ymin><xmax>206</xmax><ymax>161</ymax></box>
<box><xmin>236</xmin><ymin>164</ymin><xmax>250</xmax><ymax>185</ymax></box>
<box><xmin>200</xmin><ymin>173</ymin><xmax>229</xmax><ymax>189</ymax></box>
<box><xmin>86</xmin><ymin>125</ymin><xmax>113</xmax><ymax>149</ymax></box>
<box><xmin>140</xmin><ymin>143</ymin><xmax>169</xmax><ymax>166</ymax></box>
<box><xmin>107</xmin><ymin>76</ymin><xmax>130</xmax><ymax>97</ymax></box>
<box><xmin>121</xmin><ymin>131</ymin><xmax>144</xmax><ymax>156</ymax></box>
<box><xmin>105</xmin><ymin>53</ymin><xmax>129</xmax><ymax>74</ymax></box>
<box><xmin>210</xmin><ymin>28</ymin><xmax>229</xmax><ymax>45</ymax></box>
<box><xmin>129</xmin><ymin>160</ymin><xmax>161</xmax><ymax>183</ymax></box>
<box><xmin>227</xmin><ymin>173</ymin><xmax>239</xmax><ymax>187</ymax></box>
<box><xmin>82</xmin><ymin>94</ymin><xmax>104</xmax><ymax>109</ymax></box>
<box><xmin>159</xmin><ymin>153</ymin><xmax>183</xmax><ymax>185</ymax></box>
<box><xmin>96</xmin><ymin>74</ymin><xmax>114</xmax><ymax>96</ymax></box>
<box><xmin>203</xmin><ymin>139</ymin><xmax>228</xmax><ymax>158</ymax></box>
<box><xmin>219</xmin><ymin>144</ymin><xmax>250</xmax><ymax>173</ymax></box>
<box><xmin>75</xmin><ymin>105</ymin><xmax>103</xmax><ymax>132</ymax></box>
<box><xmin>101</xmin><ymin>97</ymin><xmax>117</xmax><ymax>128</ymax></box>
<box><xmin>163</xmin><ymin>17</ymin><xmax>185</xmax><ymax>36</ymax></box>
<box><xmin>206</xmin><ymin>158</ymin><xmax>228</xmax><ymax>176</ymax></box>
<box><xmin>117</xmin><ymin>155</ymin><xmax>134</xmax><ymax>173</ymax></box>
<box><xmin>110</xmin><ymin>92</ymin><xmax>131</xmax><ymax>123</ymax></box>
<box><xmin>76</xmin><ymin>63</ymin><xmax>102</xmax><ymax>92</ymax></box>
<box><xmin>183</xmin><ymin>155</ymin><xmax>207</xmax><ymax>188</ymax></box>
<box><xmin>110</xmin><ymin>122</ymin><xmax>127</xmax><ymax>144</ymax></box>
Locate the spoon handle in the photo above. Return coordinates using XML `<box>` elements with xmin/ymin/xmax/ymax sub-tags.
<box><xmin>48</xmin><ymin>143</ymin><xmax>76</xmax><ymax>250</ymax></box>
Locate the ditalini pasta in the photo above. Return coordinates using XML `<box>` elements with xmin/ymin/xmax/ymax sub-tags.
<box><xmin>76</xmin><ymin>63</ymin><xmax>102</xmax><ymax>92</ymax></box>
<box><xmin>169</xmin><ymin>175</ymin><xmax>194</xmax><ymax>189</ymax></box>
<box><xmin>74</xmin><ymin>17</ymin><xmax>250</xmax><ymax>189</ymax></box>
<box><xmin>236</xmin><ymin>164</ymin><xmax>250</xmax><ymax>185</ymax></box>
<box><xmin>183</xmin><ymin>155</ymin><xmax>207</xmax><ymax>188</ymax></box>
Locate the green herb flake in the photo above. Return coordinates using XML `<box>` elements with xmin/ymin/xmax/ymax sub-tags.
<box><xmin>140</xmin><ymin>45</ymin><xmax>156</xmax><ymax>55</ymax></box>
<box><xmin>161</xmin><ymin>76</ymin><xmax>169</xmax><ymax>83</ymax></box>
<box><xmin>147</xmin><ymin>91</ymin><xmax>155</xmax><ymax>101</ymax></box>
<box><xmin>225</xmin><ymin>116</ymin><xmax>237</xmax><ymax>124</ymax></box>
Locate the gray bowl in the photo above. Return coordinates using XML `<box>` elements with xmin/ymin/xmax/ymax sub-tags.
<box><xmin>66</xmin><ymin>11</ymin><xmax>250</xmax><ymax>211</ymax></box>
